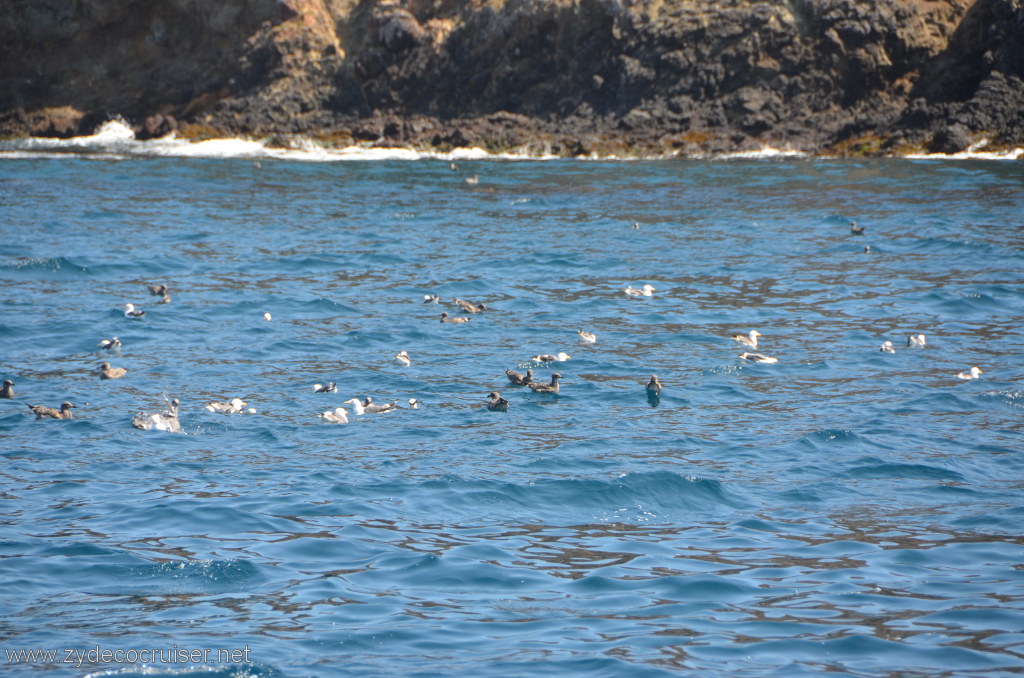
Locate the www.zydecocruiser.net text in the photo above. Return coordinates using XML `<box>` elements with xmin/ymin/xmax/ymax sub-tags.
<box><xmin>4</xmin><ymin>645</ymin><xmax>252</xmax><ymax>669</ymax></box>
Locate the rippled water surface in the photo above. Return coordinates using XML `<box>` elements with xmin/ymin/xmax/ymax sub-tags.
<box><xmin>1</xmin><ymin>154</ymin><xmax>1023</xmax><ymax>678</ymax></box>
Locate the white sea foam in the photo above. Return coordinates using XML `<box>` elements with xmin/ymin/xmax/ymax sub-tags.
<box><xmin>904</xmin><ymin>139</ymin><xmax>1024</xmax><ymax>161</ymax></box>
<box><xmin>2</xmin><ymin>118</ymin><xmax>1022</xmax><ymax>161</ymax></box>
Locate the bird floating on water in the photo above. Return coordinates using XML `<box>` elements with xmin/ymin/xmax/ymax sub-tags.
<box><xmin>532</xmin><ymin>352</ymin><xmax>571</xmax><ymax>363</ymax></box>
<box><xmin>98</xmin><ymin>336</ymin><xmax>121</xmax><ymax>351</ymax></box>
<box><xmin>0</xmin><ymin>379</ymin><xmax>13</xmax><ymax>399</ymax></box>
<box><xmin>362</xmin><ymin>396</ymin><xmax>399</xmax><ymax>413</ymax></box>
<box><xmin>423</xmin><ymin>294</ymin><xmax>440</xmax><ymax>304</ymax></box>
<box><xmin>624</xmin><ymin>284</ymin><xmax>656</xmax><ymax>297</ymax></box>
<box><xmin>740</xmin><ymin>352</ymin><xmax>778</xmax><ymax>364</ymax></box>
<box><xmin>132</xmin><ymin>398</ymin><xmax>181</xmax><ymax>432</ymax></box>
<box><xmin>313</xmin><ymin>382</ymin><xmax>338</xmax><ymax>393</ymax></box>
<box><xmin>28</xmin><ymin>401</ymin><xmax>75</xmax><ymax>419</ymax></box>
<box><xmin>263</xmin><ymin>312</ymin><xmax>272</xmax><ymax>321</ymax></box>
<box><xmin>528</xmin><ymin>373</ymin><xmax>562</xmax><ymax>394</ymax></box>
<box><xmin>455</xmin><ymin>298</ymin><xmax>487</xmax><ymax>313</ymax></box>
<box><xmin>319</xmin><ymin>407</ymin><xmax>349</xmax><ymax>424</ymax></box>
<box><xmin>98</xmin><ymin>362</ymin><xmax>127</xmax><ymax>379</ymax></box>
<box><xmin>206</xmin><ymin>397</ymin><xmax>248</xmax><ymax>414</ymax></box>
<box><xmin>123</xmin><ymin>303</ymin><xmax>146</xmax><ymax>319</ymax></box>
<box><xmin>407</xmin><ymin>398</ymin><xmax>420</xmax><ymax>409</ymax></box>
<box><xmin>879</xmin><ymin>340</ymin><xmax>896</xmax><ymax>353</ymax></box>
<box><xmin>345</xmin><ymin>397</ymin><xmax>393</xmax><ymax>415</ymax></box>
<box><xmin>506</xmin><ymin>367</ymin><xmax>533</xmax><ymax>386</ymax></box>
<box><xmin>577</xmin><ymin>330</ymin><xmax>597</xmax><ymax>343</ymax></box>
<box><xmin>395</xmin><ymin>350</ymin><xmax>412</xmax><ymax>367</ymax></box>
<box><xmin>732</xmin><ymin>330</ymin><xmax>761</xmax><ymax>348</ymax></box>
<box><xmin>486</xmin><ymin>391</ymin><xmax>510</xmax><ymax>411</ymax></box>
<box><xmin>907</xmin><ymin>334</ymin><xmax>927</xmax><ymax>347</ymax></box>
<box><xmin>440</xmin><ymin>312</ymin><xmax>470</xmax><ymax>323</ymax></box>
<box><xmin>146</xmin><ymin>284</ymin><xmax>171</xmax><ymax>303</ymax></box>
<box><xmin>646</xmin><ymin>375</ymin><xmax>662</xmax><ymax>395</ymax></box>
<box><xmin>956</xmin><ymin>366</ymin><xmax>983</xmax><ymax>380</ymax></box>
<box><xmin>850</xmin><ymin>220</ymin><xmax>865</xmax><ymax>235</ymax></box>
<box><xmin>465</xmin><ymin>175</ymin><xmax>479</xmax><ymax>185</ymax></box>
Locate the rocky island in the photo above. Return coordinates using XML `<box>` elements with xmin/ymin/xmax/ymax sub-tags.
<box><xmin>1</xmin><ymin>0</ymin><xmax>1022</xmax><ymax>156</ymax></box>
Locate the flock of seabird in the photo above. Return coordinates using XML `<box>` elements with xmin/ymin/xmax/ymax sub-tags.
<box><xmin>5</xmin><ymin>237</ymin><xmax>989</xmax><ymax>430</ymax></box>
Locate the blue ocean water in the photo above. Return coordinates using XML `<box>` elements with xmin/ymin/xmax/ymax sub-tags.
<box><xmin>1</xmin><ymin>143</ymin><xmax>1023</xmax><ymax>678</ymax></box>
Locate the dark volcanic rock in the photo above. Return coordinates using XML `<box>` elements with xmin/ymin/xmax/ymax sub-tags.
<box><xmin>929</xmin><ymin>122</ymin><xmax>973</xmax><ymax>154</ymax></box>
<box><xmin>1</xmin><ymin>0</ymin><xmax>1022</xmax><ymax>156</ymax></box>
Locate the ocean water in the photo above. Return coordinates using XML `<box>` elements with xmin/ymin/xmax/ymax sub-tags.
<box><xmin>1</xmin><ymin>130</ymin><xmax>1023</xmax><ymax>678</ymax></box>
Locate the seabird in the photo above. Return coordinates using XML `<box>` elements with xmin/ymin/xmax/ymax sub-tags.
<box><xmin>732</xmin><ymin>330</ymin><xmax>761</xmax><ymax>348</ymax></box>
<box><xmin>27</xmin><ymin>401</ymin><xmax>75</xmax><ymax>419</ymax></box>
<box><xmin>850</xmin><ymin>220</ymin><xmax>865</xmax><ymax>235</ymax></box>
<box><xmin>864</xmin><ymin>245</ymin><xmax>871</xmax><ymax>253</ymax></box>
<box><xmin>313</xmin><ymin>382</ymin><xmax>338</xmax><ymax>393</ymax></box>
<box><xmin>0</xmin><ymin>379</ymin><xmax>14</xmax><ymax>398</ymax></box>
<box><xmin>624</xmin><ymin>284</ymin><xmax>656</xmax><ymax>297</ymax></box>
<box><xmin>423</xmin><ymin>294</ymin><xmax>440</xmax><ymax>304</ymax></box>
<box><xmin>98</xmin><ymin>362</ymin><xmax>127</xmax><ymax>379</ymax></box>
<box><xmin>361</xmin><ymin>396</ymin><xmax>398</xmax><ymax>413</ymax></box>
<box><xmin>98</xmin><ymin>336</ymin><xmax>121</xmax><ymax>351</ymax></box>
<box><xmin>131</xmin><ymin>398</ymin><xmax>181</xmax><ymax>432</ymax></box>
<box><xmin>395</xmin><ymin>350</ymin><xmax>412</xmax><ymax>367</ymax></box>
<box><xmin>123</xmin><ymin>303</ymin><xmax>146</xmax><ymax>319</ymax></box>
<box><xmin>407</xmin><ymin>398</ymin><xmax>420</xmax><ymax>409</ymax></box>
<box><xmin>879</xmin><ymin>340</ymin><xmax>896</xmax><ymax>353</ymax></box>
<box><xmin>486</xmin><ymin>391</ymin><xmax>510</xmax><ymax>411</ymax></box>
<box><xmin>348</xmin><ymin>395</ymin><xmax>387</xmax><ymax>417</ymax></box>
<box><xmin>206</xmin><ymin>397</ymin><xmax>248</xmax><ymax>413</ymax></box>
<box><xmin>646</xmin><ymin>375</ymin><xmax>662</xmax><ymax>395</ymax></box>
<box><xmin>956</xmin><ymin>366</ymin><xmax>984</xmax><ymax>380</ymax></box>
<box><xmin>577</xmin><ymin>330</ymin><xmax>597</xmax><ymax>343</ymax></box>
<box><xmin>455</xmin><ymin>299</ymin><xmax>487</xmax><ymax>313</ymax></box>
<box><xmin>528</xmin><ymin>373</ymin><xmax>562</xmax><ymax>394</ymax></box>
<box><xmin>506</xmin><ymin>367</ymin><xmax>533</xmax><ymax>386</ymax></box>
<box><xmin>319</xmin><ymin>407</ymin><xmax>349</xmax><ymax>424</ymax></box>
<box><xmin>465</xmin><ymin>175</ymin><xmax>479</xmax><ymax>185</ymax></box>
<box><xmin>739</xmin><ymin>352</ymin><xmax>778</xmax><ymax>364</ymax></box>
<box><xmin>147</xmin><ymin>284</ymin><xmax>169</xmax><ymax>297</ymax></box>
<box><xmin>532</xmin><ymin>352</ymin><xmax>571</xmax><ymax>363</ymax></box>
<box><xmin>631</xmin><ymin>221</ymin><xmax>641</xmax><ymax>229</ymax></box>
<box><xmin>440</xmin><ymin>312</ymin><xmax>470</xmax><ymax>323</ymax></box>
<box><xmin>908</xmin><ymin>334</ymin><xmax>927</xmax><ymax>347</ymax></box>
<box><xmin>263</xmin><ymin>312</ymin><xmax>272</xmax><ymax>321</ymax></box>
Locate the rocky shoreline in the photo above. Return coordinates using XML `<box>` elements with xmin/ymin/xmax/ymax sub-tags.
<box><xmin>2</xmin><ymin>0</ymin><xmax>1022</xmax><ymax>158</ymax></box>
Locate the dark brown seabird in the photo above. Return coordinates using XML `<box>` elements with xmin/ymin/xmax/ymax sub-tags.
<box><xmin>528</xmin><ymin>373</ymin><xmax>562</xmax><ymax>394</ymax></box>
<box><xmin>486</xmin><ymin>392</ymin><xmax>510</xmax><ymax>411</ymax></box>
<box><xmin>0</xmin><ymin>379</ymin><xmax>13</xmax><ymax>398</ymax></box>
<box><xmin>99</xmin><ymin>362</ymin><xmax>127</xmax><ymax>379</ymax></box>
<box><xmin>455</xmin><ymin>299</ymin><xmax>487</xmax><ymax>313</ymax></box>
<box><xmin>28</xmin><ymin>402</ymin><xmax>75</xmax><ymax>419</ymax></box>
<box><xmin>506</xmin><ymin>367</ymin><xmax>533</xmax><ymax>386</ymax></box>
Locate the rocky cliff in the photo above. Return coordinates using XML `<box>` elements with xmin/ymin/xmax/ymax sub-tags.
<box><xmin>2</xmin><ymin>0</ymin><xmax>1022</xmax><ymax>155</ymax></box>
